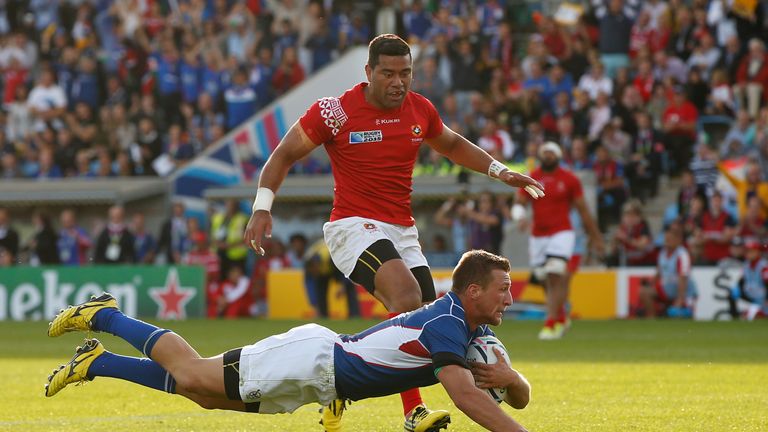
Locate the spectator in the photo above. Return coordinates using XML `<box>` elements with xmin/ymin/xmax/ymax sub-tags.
<box><xmin>183</xmin><ymin>231</ymin><xmax>221</xmax><ymax>318</ymax></box>
<box><xmin>57</xmin><ymin>208</ymin><xmax>91</xmax><ymax>266</ymax></box>
<box><xmin>412</xmin><ymin>56</ymin><xmax>448</xmax><ymax>111</ymax></box>
<box><xmin>564</xmin><ymin>137</ymin><xmax>593</xmax><ymax>171</ymax></box>
<box><xmin>722</xmin><ymin>110</ymin><xmax>756</xmax><ymax>154</ymax></box>
<box><xmin>685</xmin><ymin>67</ymin><xmax>710</xmax><ymax>113</ymax></box>
<box><xmin>25</xmin><ymin>211</ymin><xmax>59</xmax><ymax>266</ymax></box>
<box><xmin>728</xmin><ymin>239</ymin><xmax>768</xmax><ymax>320</ymax></box>
<box><xmin>211</xmin><ymin>199</ymin><xmax>248</xmax><ymax>279</ymax></box>
<box><xmin>303</xmin><ymin>237</ymin><xmax>360</xmax><ymax>319</ymax></box>
<box><xmin>434</xmin><ymin>195</ymin><xmax>470</xmax><ymax>255</ymax></box>
<box><xmin>271</xmin><ymin>45</ymin><xmax>305</xmax><ymax>97</ymax></box>
<box><xmin>611</xmin><ymin>199</ymin><xmax>656</xmax><ymax>266</ymax></box>
<box><xmin>0</xmin><ymin>207</ymin><xmax>19</xmax><ymax>263</ymax></box>
<box><xmin>543</xmin><ymin>64</ymin><xmax>573</xmax><ymax>110</ymax></box>
<box><xmin>94</xmin><ymin>205</ymin><xmax>135</xmax><ymax>264</ymax></box>
<box><xmin>598</xmin><ymin>0</ymin><xmax>632</xmax><ymax>78</ymax></box>
<box><xmin>600</xmin><ymin>120</ymin><xmax>632</xmax><ymax>165</ymax></box>
<box><xmin>157</xmin><ymin>201</ymin><xmax>187</xmax><ymax>265</ymax></box>
<box><xmin>67</xmin><ymin>102</ymin><xmax>98</xmax><ymax>150</ymax></box>
<box><xmin>133</xmin><ymin>117</ymin><xmax>162</xmax><ymax>175</ymax></box>
<box><xmin>639</xmin><ymin>223</ymin><xmax>696</xmax><ymax>318</ymax></box>
<box><xmin>403</xmin><ymin>0</ymin><xmax>432</xmax><ymax>42</ymax></box>
<box><xmin>477</xmin><ymin>117</ymin><xmax>514</xmax><ymax>162</ymax></box>
<box><xmin>285</xmin><ymin>232</ymin><xmax>308</xmax><ymax>268</ymax></box>
<box><xmin>653</xmin><ymin>50</ymin><xmax>688</xmax><ymax>84</ymax></box>
<box><xmin>694</xmin><ymin>190</ymin><xmax>737</xmax><ymax>265</ymax></box>
<box><xmin>718</xmin><ymin>35</ymin><xmax>744</xmax><ymax>83</ymax></box>
<box><xmin>224</xmin><ymin>67</ymin><xmax>257</xmax><ymax>130</ymax></box>
<box><xmin>132</xmin><ymin>212</ymin><xmax>157</xmax><ymax>264</ymax></box>
<box><xmin>668</xmin><ymin>6</ymin><xmax>695</xmax><ymax>61</ymax></box>
<box><xmin>588</xmin><ymin>91</ymin><xmax>612</xmax><ymax>142</ymax></box>
<box><xmin>709</xmin><ymin>68</ymin><xmax>735</xmax><ymax>116</ymax></box>
<box><xmin>689</xmin><ymin>143</ymin><xmax>719</xmax><ymax>196</ymax></box>
<box><xmin>662</xmin><ymin>85</ymin><xmax>698</xmax><ymax>175</ymax></box>
<box><xmin>27</xmin><ymin>68</ymin><xmax>66</xmax><ymax>131</ymax></box>
<box><xmin>594</xmin><ymin>145</ymin><xmax>627</xmax><ymax>232</ymax></box>
<box><xmin>466</xmin><ymin>191</ymin><xmax>503</xmax><ymax>254</ymax></box>
<box><xmin>718</xmin><ymin>161</ymin><xmax>768</xmax><ymax>219</ymax></box>
<box><xmin>305</xmin><ymin>16</ymin><xmax>337</xmax><ymax>73</ymax></box>
<box><xmin>677</xmin><ymin>169</ymin><xmax>705</xmax><ymax>220</ymax></box>
<box><xmin>218</xmin><ymin>264</ymin><xmax>253</xmax><ymax>318</ymax></box>
<box><xmin>687</xmin><ymin>33</ymin><xmax>721</xmax><ymax>79</ymax></box>
<box><xmin>737</xmin><ymin>195</ymin><xmax>767</xmax><ymax>245</ymax></box>
<box><xmin>629</xmin><ymin>11</ymin><xmax>654</xmax><ymax>60</ymax></box>
<box><xmin>36</xmin><ymin>146</ymin><xmax>62</xmax><ymax>180</ymax></box>
<box><xmin>251</xmin><ymin>238</ymin><xmax>291</xmax><ymax>317</ymax></box>
<box><xmin>70</xmin><ymin>56</ymin><xmax>99</xmax><ymax>111</ymax></box>
<box><xmin>578</xmin><ymin>62</ymin><xmax>613</xmax><ymax>101</ymax></box>
<box><xmin>734</xmin><ymin>38</ymin><xmax>768</xmax><ymax>119</ymax></box>
<box><xmin>627</xmin><ymin>111</ymin><xmax>665</xmax><ymax>201</ymax></box>
<box><xmin>179</xmin><ymin>51</ymin><xmax>203</xmax><ymax>106</ymax></box>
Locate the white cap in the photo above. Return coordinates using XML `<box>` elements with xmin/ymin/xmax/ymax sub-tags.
<box><xmin>538</xmin><ymin>141</ymin><xmax>563</xmax><ymax>159</ymax></box>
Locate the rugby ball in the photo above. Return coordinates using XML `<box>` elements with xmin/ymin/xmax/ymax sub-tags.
<box><xmin>466</xmin><ymin>335</ymin><xmax>511</xmax><ymax>404</ymax></box>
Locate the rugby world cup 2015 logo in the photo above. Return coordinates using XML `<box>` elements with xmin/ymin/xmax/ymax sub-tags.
<box><xmin>349</xmin><ymin>130</ymin><xmax>383</xmax><ymax>144</ymax></box>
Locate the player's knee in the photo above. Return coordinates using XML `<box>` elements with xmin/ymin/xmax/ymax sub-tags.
<box><xmin>175</xmin><ymin>367</ymin><xmax>206</xmax><ymax>395</ymax></box>
<box><xmin>387</xmin><ymin>288</ymin><xmax>422</xmax><ymax>312</ymax></box>
<box><xmin>543</xmin><ymin>257</ymin><xmax>567</xmax><ymax>276</ymax></box>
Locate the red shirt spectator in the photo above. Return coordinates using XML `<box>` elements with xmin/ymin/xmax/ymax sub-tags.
<box><xmin>662</xmin><ymin>88</ymin><xmax>698</xmax><ymax>139</ymax></box>
<box><xmin>613</xmin><ymin>200</ymin><xmax>656</xmax><ymax>266</ymax></box>
<box><xmin>272</xmin><ymin>46</ymin><xmax>305</xmax><ymax>96</ymax></box>
<box><xmin>697</xmin><ymin>192</ymin><xmax>737</xmax><ymax>264</ymax></box>
<box><xmin>736</xmin><ymin>39</ymin><xmax>768</xmax><ymax>102</ymax></box>
<box><xmin>183</xmin><ymin>232</ymin><xmax>221</xmax><ymax>318</ymax></box>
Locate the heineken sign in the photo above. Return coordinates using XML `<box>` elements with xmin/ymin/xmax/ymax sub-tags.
<box><xmin>0</xmin><ymin>266</ymin><xmax>205</xmax><ymax>321</ymax></box>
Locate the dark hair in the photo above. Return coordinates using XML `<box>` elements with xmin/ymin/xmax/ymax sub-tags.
<box><xmin>451</xmin><ymin>250</ymin><xmax>511</xmax><ymax>294</ymax></box>
<box><xmin>367</xmin><ymin>34</ymin><xmax>411</xmax><ymax>69</ymax></box>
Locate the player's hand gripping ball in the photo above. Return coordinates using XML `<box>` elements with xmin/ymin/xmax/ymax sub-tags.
<box><xmin>466</xmin><ymin>335</ymin><xmax>512</xmax><ymax>403</ymax></box>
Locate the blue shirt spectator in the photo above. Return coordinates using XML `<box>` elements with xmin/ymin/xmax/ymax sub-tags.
<box><xmin>224</xmin><ymin>70</ymin><xmax>257</xmax><ymax>130</ymax></box>
<box><xmin>403</xmin><ymin>1</ymin><xmax>432</xmax><ymax>40</ymax></box>
<box><xmin>153</xmin><ymin>48</ymin><xmax>181</xmax><ymax>96</ymax></box>
<box><xmin>180</xmin><ymin>53</ymin><xmax>203</xmax><ymax>104</ymax></box>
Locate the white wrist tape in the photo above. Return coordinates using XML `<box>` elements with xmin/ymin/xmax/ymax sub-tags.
<box><xmin>252</xmin><ymin>187</ymin><xmax>275</xmax><ymax>213</ymax></box>
<box><xmin>488</xmin><ymin>160</ymin><xmax>508</xmax><ymax>178</ymax></box>
<box><xmin>511</xmin><ymin>203</ymin><xmax>527</xmax><ymax>221</ymax></box>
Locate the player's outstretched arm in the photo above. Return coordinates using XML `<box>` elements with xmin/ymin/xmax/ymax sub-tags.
<box><xmin>243</xmin><ymin>121</ymin><xmax>317</xmax><ymax>254</ymax></box>
<box><xmin>437</xmin><ymin>365</ymin><xmax>529</xmax><ymax>432</ymax></box>
<box><xmin>573</xmin><ymin>196</ymin><xmax>605</xmax><ymax>257</ymax></box>
<box><xmin>470</xmin><ymin>347</ymin><xmax>531</xmax><ymax>409</ymax></box>
<box><xmin>426</xmin><ymin>124</ymin><xmax>544</xmax><ymax>199</ymax></box>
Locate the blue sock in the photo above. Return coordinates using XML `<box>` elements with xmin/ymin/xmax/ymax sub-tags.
<box><xmin>87</xmin><ymin>352</ymin><xmax>176</xmax><ymax>393</ymax></box>
<box><xmin>92</xmin><ymin>309</ymin><xmax>170</xmax><ymax>357</ymax></box>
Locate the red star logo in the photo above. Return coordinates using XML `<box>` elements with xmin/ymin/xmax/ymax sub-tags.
<box><xmin>149</xmin><ymin>268</ymin><xmax>196</xmax><ymax>320</ymax></box>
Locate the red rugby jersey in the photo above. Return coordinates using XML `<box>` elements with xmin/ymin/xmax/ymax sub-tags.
<box><xmin>523</xmin><ymin>166</ymin><xmax>583</xmax><ymax>236</ymax></box>
<box><xmin>299</xmin><ymin>83</ymin><xmax>443</xmax><ymax>226</ymax></box>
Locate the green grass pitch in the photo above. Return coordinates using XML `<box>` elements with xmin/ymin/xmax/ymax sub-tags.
<box><xmin>1</xmin><ymin>318</ymin><xmax>766</xmax><ymax>431</ymax></box>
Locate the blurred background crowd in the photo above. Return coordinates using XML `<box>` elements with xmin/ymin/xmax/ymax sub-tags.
<box><xmin>3</xmin><ymin>0</ymin><xmax>768</xmax><ymax>317</ymax></box>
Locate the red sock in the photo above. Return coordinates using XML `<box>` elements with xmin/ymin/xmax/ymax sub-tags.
<box><xmin>557</xmin><ymin>306</ymin><xmax>568</xmax><ymax>323</ymax></box>
<box><xmin>544</xmin><ymin>318</ymin><xmax>556</xmax><ymax>328</ymax></box>
<box><xmin>400</xmin><ymin>387</ymin><xmax>423</xmax><ymax>416</ymax></box>
<box><xmin>388</xmin><ymin>312</ymin><xmax>399</xmax><ymax>319</ymax></box>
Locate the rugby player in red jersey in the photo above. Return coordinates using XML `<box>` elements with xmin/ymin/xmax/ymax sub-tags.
<box><xmin>512</xmin><ymin>142</ymin><xmax>604</xmax><ymax>340</ymax></box>
<box><xmin>243</xmin><ymin>34</ymin><xmax>544</xmax><ymax>432</ymax></box>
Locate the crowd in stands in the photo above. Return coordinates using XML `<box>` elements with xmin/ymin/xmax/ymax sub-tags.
<box><xmin>3</xmin><ymin>0</ymin><xmax>768</xmax><ymax>318</ymax></box>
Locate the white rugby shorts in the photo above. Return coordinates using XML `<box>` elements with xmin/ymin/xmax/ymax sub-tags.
<box><xmin>238</xmin><ymin>324</ymin><xmax>338</xmax><ymax>413</ymax></box>
<box><xmin>529</xmin><ymin>230</ymin><xmax>576</xmax><ymax>266</ymax></box>
<box><xmin>323</xmin><ymin>216</ymin><xmax>428</xmax><ymax>277</ymax></box>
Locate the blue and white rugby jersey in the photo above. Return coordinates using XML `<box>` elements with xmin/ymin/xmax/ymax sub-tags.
<box><xmin>333</xmin><ymin>292</ymin><xmax>493</xmax><ymax>401</ymax></box>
